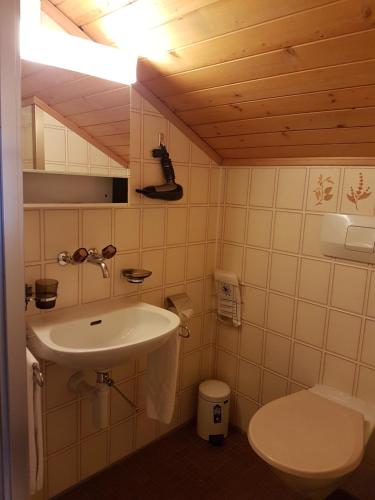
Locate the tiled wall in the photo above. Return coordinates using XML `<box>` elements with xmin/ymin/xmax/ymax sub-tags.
<box><xmin>26</xmin><ymin>90</ymin><xmax>375</xmax><ymax>499</ymax></box>
<box><xmin>25</xmin><ymin>90</ymin><xmax>222</xmax><ymax>499</ymax></box>
<box><xmin>215</xmin><ymin>166</ymin><xmax>375</xmax><ymax>469</ymax></box>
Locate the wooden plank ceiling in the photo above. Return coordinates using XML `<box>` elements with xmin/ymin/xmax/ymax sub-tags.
<box><xmin>27</xmin><ymin>0</ymin><xmax>375</xmax><ymax>165</ymax></box>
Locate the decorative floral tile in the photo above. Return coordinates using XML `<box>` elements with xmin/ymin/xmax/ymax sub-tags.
<box><xmin>306</xmin><ymin>168</ymin><xmax>340</xmax><ymax>212</ymax></box>
<box><xmin>341</xmin><ymin>169</ymin><xmax>375</xmax><ymax>215</ymax></box>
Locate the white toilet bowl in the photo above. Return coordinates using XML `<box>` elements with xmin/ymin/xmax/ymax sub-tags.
<box><xmin>248</xmin><ymin>385</ymin><xmax>375</xmax><ymax>499</ymax></box>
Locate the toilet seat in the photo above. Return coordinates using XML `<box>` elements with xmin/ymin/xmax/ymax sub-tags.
<box><xmin>248</xmin><ymin>390</ymin><xmax>364</xmax><ymax>480</ymax></box>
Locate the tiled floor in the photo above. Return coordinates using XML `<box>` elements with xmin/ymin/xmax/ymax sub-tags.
<box><xmin>57</xmin><ymin>424</ymin><xmax>371</xmax><ymax>500</ymax></box>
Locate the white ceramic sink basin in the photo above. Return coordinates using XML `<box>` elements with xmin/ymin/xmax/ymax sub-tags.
<box><xmin>27</xmin><ymin>300</ymin><xmax>180</xmax><ymax>371</ymax></box>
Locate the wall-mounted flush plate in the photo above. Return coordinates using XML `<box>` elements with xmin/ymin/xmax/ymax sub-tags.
<box><xmin>321</xmin><ymin>213</ymin><xmax>375</xmax><ymax>263</ymax></box>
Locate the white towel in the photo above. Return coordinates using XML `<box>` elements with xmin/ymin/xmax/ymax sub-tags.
<box><xmin>26</xmin><ymin>349</ymin><xmax>43</xmax><ymax>494</ymax></box>
<box><xmin>146</xmin><ymin>331</ymin><xmax>180</xmax><ymax>424</ymax></box>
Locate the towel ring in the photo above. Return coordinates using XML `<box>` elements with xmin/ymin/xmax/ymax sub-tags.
<box><xmin>32</xmin><ymin>363</ymin><xmax>44</xmax><ymax>387</ymax></box>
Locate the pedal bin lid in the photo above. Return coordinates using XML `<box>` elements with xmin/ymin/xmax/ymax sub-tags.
<box><xmin>199</xmin><ymin>379</ymin><xmax>230</xmax><ymax>402</ymax></box>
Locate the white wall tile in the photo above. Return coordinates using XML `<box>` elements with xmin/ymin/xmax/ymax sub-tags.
<box><xmin>187</xmin><ymin>244</ymin><xmax>205</xmax><ymax>280</ymax></box>
<box><xmin>276</xmin><ymin>168</ymin><xmax>306</xmax><ymax>210</ymax></box>
<box><xmin>226</xmin><ymin>168</ymin><xmax>249</xmax><ymax>206</ymax></box>
<box><xmin>239</xmin><ymin>324</ymin><xmax>263</xmax><ymax>365</ymax></box>
<box><xmin>224</xmin><ymin>206</ymin><xmax>247</xmax><ymax>244</ymax></box>
<box><xmin>142</xmin><ymin>208</ymin><xmax>165</xmax><ymax>248</ymax></box>
<box><xmin>167</xmin><ymin>207</ymin><xmax>187</xmax><ymax>245</ymax></box>
<box><xmin>247</xmin><ymin>209</ymin><xmax>273</xmax><ymax>248</ymax></box>
<box><xmin>190</xmin><ymin>167</ymin><xmax>210</xmax><ymax>204</ymax></box>
<box><xmin>222</xmin><ymin>243</ymin><xmax>243</xmax><ymax>280</ymax></box>
<box><xmin>216</xmin><ymin>349</ymin><xmax>237</xmax><ymax>389</ymax></box>
<box><xmin>233</xmin><ymin>394</ymin><xmax>259</xmax><ymax>432</ymax></box>
<box><xmin>262</xmin><ymin>371</ymin><xmax>287</xmax><ymax>404</ymax></box>
<box><xmin>292</xmin><ymin>343</ymin><xmax>321</xmax><ymax>387</ymax></box>
<box><xmin>165</xmin><ymin>247</ymin><xmax>186</xmax><ymax>285</ymax></box>
<box><xmin>299</xmin><ymin>258</ymin><xmax>331</xmax><ymax>304</ymax></box>
<box><xmin>109</xmin><ymin>419</ymin><xmax>134</xmax><ymax>464</ymax></box>
<box><xmin>269</xmin><ymin>253</ymin><xmax>298</xmax><ymax>295</ymax></box>
<box><xmin>82</xmin><ymin>209</ymin><xmax>112</xmax><ymax>250</ymax></box>
<box><xmin>267</xmin><ymin>293</ymin><xmax>294</xmax><ymax>336</ymax></box>
<box><xmin>46</xmin><ymin>404</ymin><xmax>78</xmax><ymax>454</ymax></box>
<box><xmin>169</xmin><ymin>124</ymin><xmax>190</xmax><ymax>164</ymax></box>
<box><xmin>238</xmin><ymin>360</ymin><xmax>261</xmax><ymax>401</ymax></box>
<box><xmin>323</xmin><ymin>354</ymin><xmax>356</xmax><ymax>394</ymax></box>
<box><xmin>295</xmin><ymin>301</ymin><xmax>326</xmax><ymax>347</ymax></box>
<box><xmin>44</xmin><ymin>210</ymin><xmax>79</xmax><ymax>260</ymax></box>
<box><xmin>114</xmin><ymin>208</ymin><xmax>141</xmax><ymax>251</ymax></box>
<box><xmin>80</xmin><ymin>432</ymin><xmax>108</xmax><ymax>479</ymax></box>
<box><xmin>188</xmin><ymin>206</ymin><xmax>207</xmax><ymax>242</ymax></box>
<box><xmin>249</xmin><ymin>168</ymin><xmax>275</xmax><ymax>207</ymax></box>
<box><xmin>273</xmin><ymin>211</ymin><xmax>302</xmax><ymax>253</ymax></box>
<box><xmin>357</xmin><ymin>366</ymin><xmax>375</xmax><ymax>404</ymax></box>
<box><xmin>264</xmin><ymin>332</ymin><xmax>290</xmax><ymax>376</ymax></box>
<box><xmin>243</xmin><ymin>287</ymin><xmax>266</xmax><ymax>326</ymax></box>
<box><xmin>326</xmin><ymin>310</ymin><xmax>361</xmax><ymax>360</ymax></box>
<box><xmin>331</xmin><ymin>264</ymin><xmax>367</xmax><ymax>314</ymax></box>
<box><xmin>47</xmin><ymin>447</ymin><xmax>78</xmax><ymax>497</ymax></box>
<box><xmin>361</xmin><ymin>319</ymin><xmax>375</xmax><ymax>367</ymax></box>
<box><xmin>302</xmin><ymin>214</ymin><xmax>324</xmax><ymax>258</ymax></box>
<box><xmin>244</xmin><ymin>248</ymin><xmax>269</xmax><ymax>288</ymax></box>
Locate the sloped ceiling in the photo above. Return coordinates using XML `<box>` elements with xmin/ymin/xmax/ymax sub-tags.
<box><xmin>22</xmin><ymin>0</ymin><xmax>375</xmax><ymax>165</ymax></box>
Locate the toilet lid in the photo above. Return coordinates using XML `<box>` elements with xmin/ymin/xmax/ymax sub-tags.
<box><xmin>248</xmin><ymin>390</ymin><xmax>364</xmax><ymax>479</ymax></box>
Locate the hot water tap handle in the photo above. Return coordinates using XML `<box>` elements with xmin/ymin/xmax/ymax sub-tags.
<box><xmin>102</xmin><ymin>245</ymin><xmax>117</xmax><ymax>259</ymax></box>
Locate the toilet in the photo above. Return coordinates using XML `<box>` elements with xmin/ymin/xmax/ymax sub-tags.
<box><xmin>248</xmin><ymin>385</ymin><xmax>375</xmax><ymax>499</ymax></box>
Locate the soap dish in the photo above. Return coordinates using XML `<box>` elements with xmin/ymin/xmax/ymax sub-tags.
<box><xmin>121</xmin><ymin>268</ymin><xmax>152</xmax><ymax>283</ymax></box>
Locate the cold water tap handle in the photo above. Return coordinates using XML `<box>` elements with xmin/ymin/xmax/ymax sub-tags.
<box><xmin>102</xmin><ymin>245</ymin><xmax>117</xmax><ymax>259</ymax></box>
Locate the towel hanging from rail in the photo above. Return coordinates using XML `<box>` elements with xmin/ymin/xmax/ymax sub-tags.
<box><xmin>32</xmin><ymin>363</ymin><xmax>44</xmax><ymax>387</ymax></box>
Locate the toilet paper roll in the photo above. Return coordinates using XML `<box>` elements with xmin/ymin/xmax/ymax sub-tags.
<box><xmin>165</xmin><ymin>293</ymin><xmax>194</xmax><ymax>324</ymax></box>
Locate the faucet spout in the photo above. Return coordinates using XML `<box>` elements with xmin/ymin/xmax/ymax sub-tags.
<box><xmin>99</xmin><ymin>261</ymin><xmax>109</xmax><ymax>279</ymax></box>
<box><xmin>87</xmin><ymin>249</ymin><xmax>111</xmax><ymax>278</ymax></box>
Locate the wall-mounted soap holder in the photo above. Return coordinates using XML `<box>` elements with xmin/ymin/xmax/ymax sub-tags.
<box><xmin>121</xmin><ymin>269</ymin><xmax>152</xmax><ymax>283</ymax></box>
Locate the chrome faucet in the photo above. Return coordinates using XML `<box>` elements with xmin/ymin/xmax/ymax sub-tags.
<box><xmin>87</xmin><ymin>245</ymin><xmax>117</xmax><ymax>278</ymax></box>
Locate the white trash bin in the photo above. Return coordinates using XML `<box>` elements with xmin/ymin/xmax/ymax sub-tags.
<box><xmin>197</xmin><ymin>379</ymin><xmax>230</xmax><ymax>445</ymax></box>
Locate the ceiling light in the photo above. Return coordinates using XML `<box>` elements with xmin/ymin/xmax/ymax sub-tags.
<box><xmin>20</xmin><ymin>0</ymin><xmax>137</xmax><ymax>85</ymax></box>
<box><xmin>100</xmin><ymin>0</ymin><xmax>171</xmax><ymax>63</ymax></box>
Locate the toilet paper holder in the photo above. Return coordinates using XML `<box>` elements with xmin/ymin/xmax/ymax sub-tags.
<box><xmin>179</xmin><ymin>325</ymin><xmax>190</xmax><ymax>339</ymax></box>
<box><xmin>165</xmin><ymin>293</ymin><xmax>193</xmax><ymax>339</ymax></box>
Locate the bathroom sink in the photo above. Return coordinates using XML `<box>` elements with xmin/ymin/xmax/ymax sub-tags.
<box><xmin>27</xmin><ymin>300</ymin><xmax>180</xmax><ymax>371</ymax></box>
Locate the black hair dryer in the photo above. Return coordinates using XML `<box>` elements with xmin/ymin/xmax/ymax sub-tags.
<box><xmin>136</xmin><ymin>142</ymin><xmax>183</xmax><ymax>201</ymax></box>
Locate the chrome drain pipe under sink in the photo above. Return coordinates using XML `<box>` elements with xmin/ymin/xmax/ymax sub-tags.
<box><xmin>69</xmin><ymin>371</ymin><xmax>138</xmax><ymax>429</ymax></box>
<box><xmin>96</xmin><ymin>372</ymin><xmax>137</xmax><ymax>409</ymax></box>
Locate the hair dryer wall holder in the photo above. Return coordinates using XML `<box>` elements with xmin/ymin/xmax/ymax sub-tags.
<box><xmin>136</xmin><ymin>140</ymin><xmax>183</xmax><ymax>201</ymax></box>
